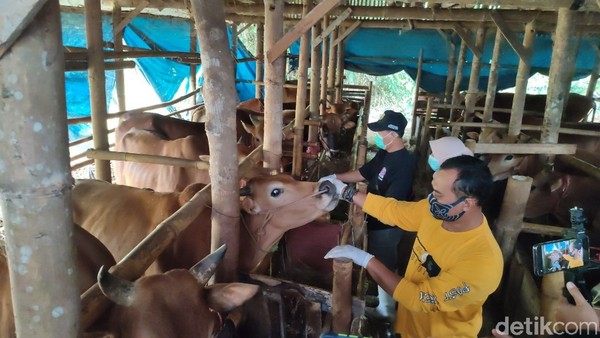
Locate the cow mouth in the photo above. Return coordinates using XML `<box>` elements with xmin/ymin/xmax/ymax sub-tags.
<box><xmin>318</xmin><ymin>180</ymin><xmax>339</xmax><ymax>212</ymax></box>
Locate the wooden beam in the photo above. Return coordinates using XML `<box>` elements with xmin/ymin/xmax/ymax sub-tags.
<box><xmin>333</xmin><ymin>19</ymin><xmax>361</xmax><ymax>46</ymax></box>
<box><xmin>471</xmin><ymin>143</ymin><xmax>577</xmax><ymax>155</ymax></box>
<box><xmin>452</xmin><ymin>23</ymin><xmax>482</xmax><ymax>58</ymax></box>
<box><xmin>113</xmin><ymin>0</ymin><xmax>149</xmax><ymax>38</ymax></box>
<box><xmin>266</xmin><ymin>0</ymin><xmax>342</xmax><ymax>63</ymax></box>
<box><xmin>313</xmin><ymin>7</ymin><xmax>352</xmax><ymax>47</ymax></box>
<box><xmin>489</xmin><ymin>11</ymin><xmax>530</xmax><ymax>62</ymax></box>
<box><xmin>0</xmin><ymin>0</ymin><xmax>48</xmax><ymax>58</ymax></box>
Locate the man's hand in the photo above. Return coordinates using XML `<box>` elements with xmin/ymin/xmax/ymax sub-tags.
<box><xmin>324</xmin><ymin>245</ymin><xmax>374</xmax><ymax>268</ymax></box>
<box><xmin>318</xmin><ymin>174</ymin><xmax>337</xmax><ymax>184</ymax></box>
<box><xmin>556</xmin><ymin>282</ymin><xmax>600</xmax><ymax>332</ymax></box>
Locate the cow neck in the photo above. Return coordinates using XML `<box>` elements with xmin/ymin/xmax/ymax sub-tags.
<box><xmin>239</xmin><ymin>190</ymin><xmax>328</xmax><ymax>272</ymax></box>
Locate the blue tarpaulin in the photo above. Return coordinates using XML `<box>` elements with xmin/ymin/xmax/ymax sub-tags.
<box><xmin>62</xmin><ymin>11</ymin><xmax>599</xmax><ymax>141</ymax></box>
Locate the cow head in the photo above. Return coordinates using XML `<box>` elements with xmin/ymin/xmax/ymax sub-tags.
<box><xmin>320</xmin><ymin>112</ymin><xmax>357</xmax><ymax>158</ymax></box>
<box><xmin>97</xmin><ymin>245</ymin><xmax>259</xmax><ymax>338</ymax></box>
<box><xmin>525</xmin><ymin>170</ymin><xmax>569</xmax><ymax>220</ymax></box>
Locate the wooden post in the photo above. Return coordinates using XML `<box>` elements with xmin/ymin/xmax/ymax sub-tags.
<box><xmin>357</xmin><ymin>82</ymin><xmax>373</xmax><ymax>168</ymax></box>
<box><xmin>85</xmin><ymin>0</ymin><xmax>111</xmax><ymax>182</ymax></box>
<box><xmin>113</xmin><ymin>6</ymin><xmax>127</xmax><ymax>111</ymax></box>
<box><xmin>292</xmin><ymin>0</ymin><xmax>312</xmax><ymax>177</ymax></box>
<box><xmin>509</xmin><ymin>21</ymin><xmax>536</xmax><ymax>138</ymax></box>
<box><xmin>463</xmin><ymin>26</ymin><xmax>486</xmax><ymax>123</ymax></box>
<box><xmin>481</xmin><ymin>29</ymin><xmax>503</xmax><ymax>125</ymax></box>
<box><xmin>0</xmin><ymin>1</ymin><xmax>79</xmax><ymax>336</ymax></box>
<box><xmin>586</xmin><ymin>49</ymin><xmax>599</xmax><ymax>99</ymax></box>
<box><xmin>444</xmin><ymin>40</ymin><xmax>456</xmax><ymax>104</ymax></box>
<box><xmin>232</xmin><ymin>23</ymin><xmax>238</xmax><ymax>78</ymax></box>
<box><xmin>543</xmin><ymin>8</ymin><xmax>577</xmax><ymax>164</ymax></box>
<box><xmin>419</xmin><ymin>97</ymin><xmax>434</xmax><ymax>170</ymax></box>
<box><xmin>256</xmin><ymin>23</ymin><xmax>264</xmax><ymax>99</ymax></box>
<box><xmin>450</xmin><ymin>40</ymin><xmax>467</xmax><ymax>136</ymax></box>
<box><xmin>335</xmin><ymin>35</ymin><xmax>344</xmax><ymax>102</ymax></box>
<box><xmin>320</xmin><ymin>16</ymin><xmax>329</xmax><ymax>115</ymax></box>
<box><xmin>327</xmin><ymin>27</ymin><xmax>338</xmax><ymax>104</ymax></box>
<box><xmin>410</xmin><ymin>49</ymin><xmax>423</xmax><ymax>141</ymax></box>
<box><xmin>263</xmin><ymin>0</ymin><xmax>285</xmax><ymax>170</ymax></box>
<box><xmin>332</xmin><ymin>259</ymin><xmax>353</xmax><ymax>334</ymax></box>
<box><xmin>191</xmin><ymin>0</ymin><xmax>240</xmax><ymax>282</ymax></box>
<box><xmin>190</xmin><ymin>20</ymin><xmax>197</xmax><ymax>105</ymax></box>
<box><xmin>494</xmin><ymin>175</ymin><xmax>533</xmax><ymax>262</ymax></box>
<box><xmin>308</xmin><ymin>20</ymin><xmax>322</xmax><ymax>143</ymax></box>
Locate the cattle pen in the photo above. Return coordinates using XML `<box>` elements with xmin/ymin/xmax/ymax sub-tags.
<box><xmin>1</xmin><ymin>0</ymin><xmax>600</xmax><ymax>337</ymax></box>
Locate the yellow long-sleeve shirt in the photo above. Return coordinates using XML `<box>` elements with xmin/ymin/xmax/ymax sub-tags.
<box><xmin>363</xmin><ymin>195</ymin><xmax>503</xmax><ymax>338</ymax></box>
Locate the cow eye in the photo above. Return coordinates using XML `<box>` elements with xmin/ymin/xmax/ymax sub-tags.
<box><xmin>271</xmin><ymin>188</ymin><xmax>282</xmax><ymax>197</ymax></box>
<box><xmin>505</xmin><ymin>155</ymin><xmax>513</xmax><ymax>161</ymax></box>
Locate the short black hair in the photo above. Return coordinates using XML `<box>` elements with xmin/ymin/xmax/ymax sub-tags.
<box><xmin>439</xmin><ymin>155</ymin><xmax>493</xmax><ymax>206</ymax></box>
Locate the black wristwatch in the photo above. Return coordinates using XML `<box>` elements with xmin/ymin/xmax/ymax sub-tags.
<box><xmin>341</xmin><ymin>184</ymin><xmax>357</xmax><ymax>201</ymax></box>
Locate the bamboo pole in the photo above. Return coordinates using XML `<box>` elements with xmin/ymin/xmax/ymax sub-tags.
<box><xmin>335</xmin><ymin>32</ymin><xmax>344</xmax><ymax>102</ymax></box>
<box><xmin>113</xmin><ymin>5</ymin><xmax>127</xmax><ymax>111</ymax></box>
<box><xmin>308</xmin><ymin>20</ymin><xmax>322</xmax><ymax>143</ymax></box>
<box><xmin>419</xmin><ymin>97</ymin><xmax>434</xmax><ymax>169</ymax></box>
<box><xmin>481</xmin><ymin>29</ymin><xmax>503</xmax><ymax>125</ymax></box>
<box><xmin>450</xmin><ymin>40</ymin><xmax>467</xmax><ymax>136</ymax></box>
<box><xmin>190</xmin><ymin>19</ymin><xmax>197</xmax><ymax>105</ymax></box>
<box><xmin>444</xmin><ymin>40</ymin><xmax>456</xmax><ymax>104</ymax></box>
<box><xmin>543</xmin><ymin>8</ymin><xmax>577</xmax><ymax>166</ymax></box>
<box><xmin>0</xmin><ymin>1</ymin><xmax>79</xmax><ymax>336</ymax></box>
<box><xmin>191</xmin><ymin>0</ymin><xmax>240</xmax><ymax>282</ymax></box>
<box><xmin>410</xmin><ymin>49</ymin><xmax>423</xmax><ymax>141</ymax></box>
<box><xmin>85</xmin><ymin>0</ymin><xmax>111</xmax><ymax>182</ymax></box>
<box><xmin>463</xmin><ymin>26</ymin><xmax>486</xmax><ymax>123</ymax></box>
<box><xmin>494</xmin><ymin>175</ymin><xmax>533</xmax><ymax>262</ymax></box>
<box><xmin>320</xmin><ymin>16</ymin><xmax>330</xmax><ymax>115</ymax></box>
<box><xmin>256</xmin><ymin>23</ymin><xmax>264</xmax><ymax>99</ymax></box>
<box><xmin>263</xmin><ymin>0</ymin><xmax>285</xmax><ymax>170</ymax></box>
<box><xmin>509</xmin><ymin>21</ymin><xmax>536</xmax><ymax>138</ymax></box>
<box><xmin>292</xmin><ymin>0</ymin><xmax>312</xmax><ymax>177</ymax></box>
<box><xmin>332</xmin><ymin>259</ymin><xmax>353</xmax><ymax>334</ymax></box>
<box><xmin>85</xmin><ymin>149</ymin><xmax>210</xmax><ymax>169</ymax></box>
<box><xmin>327</xmin><ymin>27</ymin><xmax>338</xmax><ymax>104</ymax></box>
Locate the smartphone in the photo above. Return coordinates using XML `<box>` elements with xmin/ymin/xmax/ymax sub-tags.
<box><xmin>532</xmin><ymin>236</ymin><xmax>589</xmax><ymax>277</ymax></box>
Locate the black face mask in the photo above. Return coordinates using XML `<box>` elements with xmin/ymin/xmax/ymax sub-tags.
<box><xmin>428</xmin><ymin>193</ymin><xmax>466</xmax><ymax>222</ymax></box>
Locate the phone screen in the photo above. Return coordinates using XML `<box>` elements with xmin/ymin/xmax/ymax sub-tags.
<box><xmin>533</xmin><ymin>237</ymin><xmax>589</xmax><ymax>276</ymax></box>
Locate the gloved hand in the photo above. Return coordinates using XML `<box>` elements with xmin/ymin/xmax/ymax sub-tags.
<box><xmin>328</xmin><ymin>177</ymin><xmax>348</xmax><ymax>196</ymax></box>
<box><xmin>324</xmin><ymin>245</ymin><xmax>374</xmax><ymax>268</ymax></box>
<box><xmin>318</xmin><ymin>174</ymin><xmax>337</xmax><ymax>184</ymax></box>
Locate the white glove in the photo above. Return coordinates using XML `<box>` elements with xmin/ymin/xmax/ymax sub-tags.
<box><xmin>328</xmin><ymin>177</ymin><xmax>348</xmax><ymax>196</ymax></box>
<box><xmin>324</xmin><ymin>245</ymin><xmax>374</xmax><ymax>268</ymax></box>
<box><xmin>318</xmin><ymin>174</ymin><xmax>337</xmax><ymax>184</ymax></box>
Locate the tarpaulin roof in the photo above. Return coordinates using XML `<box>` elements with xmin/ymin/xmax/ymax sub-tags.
<box><xmin>63</xmin><ymin>12</ymin><xmax>599</xmax><ymax>140</ymax></box>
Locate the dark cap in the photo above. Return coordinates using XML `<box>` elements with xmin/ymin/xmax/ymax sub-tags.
<box><xmin>367</xmin><ymin>110</ymin><xmax>408</xmax><ymax>136</ymax></box>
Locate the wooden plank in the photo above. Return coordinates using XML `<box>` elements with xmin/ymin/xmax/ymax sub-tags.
<box><xmin>0</xmin><ymin>0</ymin><xmax>48</xmax><ymax>58</ymax></box>
<box><xmin>333</xmin><ymin>18</ymin><xmax>361</xmax><ymax>46</ymax></box>
<box><xmin>452</xmin><ymin>23</ymin><xmax>482</xmax><ymax>58</ymax></box>
<box><xmin>471</xmin><ymin>142</ymin><xmax>576</xmax><ymax>155</ymax></box>
<box><xmin>313</xmin><ymin>8</ymin><xmax>352</xmax><ymax>47</ymax></box>
<box><xmin>113</xmin><ymin>0</ymin><xmax>149</xmax><ymax>38</ymax></box>
<box><xmin>266</xmin><ymin>0</ymin><xmax>342</xmax><ymax>63</ymax></box>
<box><xmin>489</xmin><ymin>11</ymin><xmax>530</xmax><ymax>62</ymax></box>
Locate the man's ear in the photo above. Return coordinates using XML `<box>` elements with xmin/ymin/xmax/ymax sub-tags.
<box><xmin>463</xmin><ymin>197</ymin><xmax>478</xmax><ymax>211</ymax></box>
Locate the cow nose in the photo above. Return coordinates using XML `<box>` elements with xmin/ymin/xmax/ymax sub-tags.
<box><xmin>318</xmin><ymin>180</ymin><xmax>335</xmax><ymax>196</ymax></box>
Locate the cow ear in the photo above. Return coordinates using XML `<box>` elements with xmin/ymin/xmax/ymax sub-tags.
<box><xmin>241</xmin><ymin>197</ymin><xmax>259</xmax><ymax>214</ymax></box>
<box><xmin>206</xmin><ymin>283</ymin><xmax>260</xmax><ymax>313</ymax></box>
<box><xmin>550</xmin><ymin>177</ymin><xmax>564</xmax><ymax>193</ymax></box>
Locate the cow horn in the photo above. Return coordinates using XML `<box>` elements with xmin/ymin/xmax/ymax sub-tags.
<box><xmin>239</xmin><ymin>186</ymin><xmax>252</xmax><ymax>196</ymax></box>
<box><xmin>97</xmin><ymin>266</ymin><xmax>136</xmax><ymax>307</ymax></box>
<box><xmin>189</xmin><ymin>244</ymin><xmax>227</xmax><ymax>285</ymax></box>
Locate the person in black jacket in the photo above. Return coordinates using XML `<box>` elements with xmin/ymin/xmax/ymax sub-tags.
<box><xmin>319</xmin><ymin>110</ymin><xmax>416</xmax><ymax>321</ymax></box>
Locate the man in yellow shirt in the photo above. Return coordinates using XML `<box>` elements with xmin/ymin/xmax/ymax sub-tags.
<box><xmin>324</xmin><ymin>155</ymin><xmax>503</xmax><ymax>338</ymax></box>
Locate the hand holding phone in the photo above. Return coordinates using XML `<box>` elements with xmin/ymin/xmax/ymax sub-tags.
<box><xmin>557</xmin><ymin>282</ymin><xmax>600</xmax><ymax>332</ymax></box>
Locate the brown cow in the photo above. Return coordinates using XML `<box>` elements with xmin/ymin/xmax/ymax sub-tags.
<box><xmin>1</xmin><ymin>224</ymin><xmax>115</xmax><ymax>338</ymax></box>
<box><xmin>88</xmin><ymin>245</ymin><xmax>259</xmax><ymax>338</ymax></box>
<box><xmin>72</xmin><ymin>174</ymin><xmax>338</xmax><ymax>274</ymax></box>
<box><xmin>115</xmin><ymin>111</ymin><xmax>261</xmax><ymax>191</ymax></box>
<box><xmin>525</xmin><ymin>169</ymin><xmax>600</xmax><ymax>230</ymax></box>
